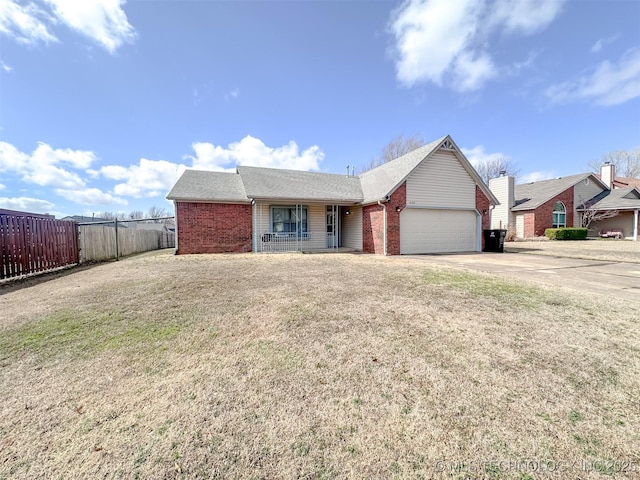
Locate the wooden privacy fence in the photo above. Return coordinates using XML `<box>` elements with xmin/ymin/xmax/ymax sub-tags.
<box><xmin>0</xmin><ymin>213</ymin><xmax>78</xmax><ymax>279</ymax></box>
<box><xmin>1</xmin><ymin>211</ymin><xmax>175</xmax><ymax>280</ymax></box>
<box><xmin>77</xmin><ymin>223</ymin><xmax>171</xmax><ymax>262</ymax></box>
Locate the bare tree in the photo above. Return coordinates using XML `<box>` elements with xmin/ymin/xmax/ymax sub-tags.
<box><xmin>97</xmin><ymin>211</ymin><xmax>126</xmax><ymax>221</ymax></box>
<box><xmin>474</xmin><ymin>157</ymin><xmax>520</xmax><ymax>184</ymax></box>
<box><xmin>359</xmin><ymin>133</ymin><xmax>425</xmax><ymax>173</ymax></box>
<box><xmin>129</xmin><ymin>210</ymin><xmax>144</xmax><ymax>220</ymax></box>
<box><xmin>147</xmin><ymin>206</ymin><xmax>170</xmax><ymax>223</ymax></box>
<box><xmin>588</xmin><ymin>149</ymin><xmax>640</xmax><ymax>178</ymax></box>
<box><xmin>581</xmin><ymin>209</ymin><xmax>619</xmax><ymax>230</ymax></box>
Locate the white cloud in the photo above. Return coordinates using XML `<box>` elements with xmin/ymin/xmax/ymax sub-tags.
<box><xmin>55</xmin><ymin>187</ymin><xmax>127</xmax><ymax>206</ymax></box>
<box><xmin>0</xmin><ymin>183</ymin><xmax>5</xmax><ymax>190</ymax></box>
<box><xmin>224</xmin><ymin>87</ymin><xmax>240</xmax><ymax>101</ymax></box>
<box><xmin>452</xmin><ymin>51</ymin><xmax>496</xmax><ymax>92</ymax></box>
<box><xmin>0</xmin><ymin>0</ymin><xmax>58</xmax><ymax>46</ymax></box>
<box><xmin>462</xmin><ymin>144</ymin><xmax>508</xmax><ymax>168</ymax></box>
<box><xmin>0</xmin><ymin>0</ymin><xmax>135</xmax><ymax>53</ymax></box>
<box><xmin>545</xmin><ymin>47</ymin><xmax>640</xmax><ymax>106</ymax></box>
<box><xmin>517</xmin><ymin>171</ymin><xmax>557</xmax><ymax>183</ymax></box>
<box><xmin>488</xmin><ymin>0</ymin><xmax>564</xmax><ymax>35</ymax></box>
<box><xmin>186</xmin><ymin>135</ymin><xmax>324</xmax><ymax>172</ymax></box>
<box><xmin>99</xmin><ymin>158</ymin><xmax>186</xmax><ymax>198</ymax></box>
<box><xmin>0</xmin><ymin>196</ymin><xmax>56</xmax><ymax>213</ymax></box>
<box><xmin>0</xmin><ymin>141</ymin><xmax>96</xmax><ymax>189</ymax></box>
<box><xmin>1</xmin><ymin>60</ymin><xmax>12</xmax><ymax>72</ymax></box>
<box><xmin>388</xmin><ymin>0</ymin><xmax>565</xmax><ymax>91</ymax></box>
<box><xmin>591</xmin><ymin>34</ymin><xmax>619</xmax><ymax>54</ymax></box>
<box><xmin>44</xmin><ymin>0</ymin><xmax>136</xmax><ymax>53</ymax></box>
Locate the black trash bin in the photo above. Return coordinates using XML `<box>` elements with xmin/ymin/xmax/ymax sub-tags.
<box><xmin>483</xmin><ymin>229</ymin><xmax>507</xmax><ymax>252</ymax></box>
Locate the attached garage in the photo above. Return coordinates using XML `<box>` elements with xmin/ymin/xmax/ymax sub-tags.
<box><xmin>400</xmin><ymin>208</ymin><xmax>477</xmax><ymax>254</ymax></box>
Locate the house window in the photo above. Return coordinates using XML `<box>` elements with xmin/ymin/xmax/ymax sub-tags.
<box><xmin>271</xmin><ymin>206</ymin><xmax>308</xmax><ymax>234</ymax></box>
<box><xmin>552</xmin><ymin>201</ymin><xmax>566</xmax><ymax>228</ymax></box>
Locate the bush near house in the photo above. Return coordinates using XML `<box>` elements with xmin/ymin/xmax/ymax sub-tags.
<box><xmin>544</xmin><ymin>227</ymin><xmax>588</xmax><ymax>240</ymax></box>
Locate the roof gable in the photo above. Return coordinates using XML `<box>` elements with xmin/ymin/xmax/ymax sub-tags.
<box><xmin>359</xmin><ymin>135</ymin><xmax>498</xmax><ymax>205</ymax></box>
<box><xmin>513</xmin><ymin>173</ymin><xmax>607</xmax><ymax>211</ymax></box>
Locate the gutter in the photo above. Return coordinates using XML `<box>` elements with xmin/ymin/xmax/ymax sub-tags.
<box><xmin>378</xmin><ymin>200</ymin><xmax>387</xmax><ymax>256</ymax></box>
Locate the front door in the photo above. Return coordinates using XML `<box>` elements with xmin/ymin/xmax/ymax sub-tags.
<box><xmin>326</xmin><ymin>206</ymin><xmax>338</xmax><ymax>248</ymax></box>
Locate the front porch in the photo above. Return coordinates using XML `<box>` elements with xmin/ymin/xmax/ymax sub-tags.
<box><xmin>252</xmin><ymin>202</ymin><xmax>361</xmax><ymax>253</ymax></box>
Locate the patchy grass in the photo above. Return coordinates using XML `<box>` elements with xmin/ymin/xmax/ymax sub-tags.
<box><xmin>0</xmin><ymin>308</ymin><xmax>181</xmax><ymax>362</ymax></box>
<box><xmin>1</xmin><ymin>250</ymin><xmax>639</xmax><ymax>479</ymax></box>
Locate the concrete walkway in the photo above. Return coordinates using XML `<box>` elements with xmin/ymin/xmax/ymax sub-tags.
<box><xmin>409</xmin><ymin>252</ymin><xmax>640</xmax><ymax>304</ymax></box>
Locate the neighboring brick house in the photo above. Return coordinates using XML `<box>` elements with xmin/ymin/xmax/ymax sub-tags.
<box><xmin>489</xmin><ymin>163</ymin><xmax>640</xmax><ymax>240</ymax></box>
<box><xmin>166</xmin><ymin>135</ymin><xmax>499</xmax><ymax>255</ymax></box>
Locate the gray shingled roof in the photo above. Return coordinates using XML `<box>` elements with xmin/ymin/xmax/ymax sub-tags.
<box><xmin>513</xmin><ymin>173</ymin><xmax>602</xmax><ymax>211</ymax></box>
<box><xmin>359</xmin><ymin>136</ymin><xmax>445</xmax><ymax>204</ymax></box>
<box><xmin>166</xmin><ymin>170</ymin><xmax>249</xmax><ymax>203</ymax></box>
<box><xmin>585</xmin><ymin>188</ymin><xmax>640</xmax><ymax>210</ymax></box>
<box><xmin>166</xmin><ymin>135</ymin><xmax>499</xmax><ymax>206</ymax></box>
<box><xmin>236</xmin><ymin>166</ymin><xmax>363</xmax><ymax>202</ymax></box>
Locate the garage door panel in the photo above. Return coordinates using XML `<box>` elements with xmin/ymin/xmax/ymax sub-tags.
<box><xmin>400</xmin><ymin>209</ymin><xmax>476</xmax><ymax>254</ymax></box>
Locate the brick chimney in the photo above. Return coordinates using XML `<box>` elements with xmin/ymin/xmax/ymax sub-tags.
<box><xmin>601</xmin><ymin>162</ymin><xmax>615</xmax><ymax>189</ymax></box>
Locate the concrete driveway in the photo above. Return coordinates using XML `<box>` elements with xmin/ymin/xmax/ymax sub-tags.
<box><xmin>408</xmin><ymin>252</ymin><xmax>640</xmax><ymax>304</ymax></box>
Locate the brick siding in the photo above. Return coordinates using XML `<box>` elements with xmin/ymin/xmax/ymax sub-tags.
<box><xmin>362</xmin><ymin>203</ymin><xmax>384</xmax><ymax>254</ymax></box>
<box><xmin>362</xmin><ymin>183</ymin><xmax>406</xmax><ymax>255</ymax></box>
<box><xmin>476</xmin><ymin>186</ymin><xmax>491</xmax><ymax>250</ymax></box>
<box><xmin>531</xmin><ymin>187</ymin><xmax>574</xmax><ymax>237</ymax></box>
<box><xmin>176</xmin><ymin>202</ymin><xmax>252</xmax><ymax>254</ymax></box>
<box><xmin>523</xmin><ymin>212</ymin><xmax>535</xmax><ymax>238</ymax></box>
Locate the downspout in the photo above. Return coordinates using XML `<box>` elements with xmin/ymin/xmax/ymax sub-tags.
<box><xmin>173</xmin><ymin>201</ymin><xmax>178</xmax><ymax>254</ymax></box>
<box><xmin>251</xmin><ymin>199</ymin><xmax>256</xmax><ymax>252</ymax></box>
<box><xmin>377</xmin><ymin>200</ymin><xmax>387</xmax><ymax>256</ymax></box>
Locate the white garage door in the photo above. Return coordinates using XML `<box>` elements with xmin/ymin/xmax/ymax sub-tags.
<box><xmin>400</xmin><ymin>208</ymin><xmax>477</xmax><ymax>254</ymax></box>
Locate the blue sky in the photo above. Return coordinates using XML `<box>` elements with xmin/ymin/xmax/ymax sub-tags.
<box><xmin>1</xmin><ymin>0</ymin><xmax>639</xmax><ymax>218</ymax></box>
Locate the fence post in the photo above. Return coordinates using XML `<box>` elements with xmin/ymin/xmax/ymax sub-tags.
<box><xmin>114</xmin><ymin>219</ymin><xmax>119</xmax><ymax>261</ymax></box>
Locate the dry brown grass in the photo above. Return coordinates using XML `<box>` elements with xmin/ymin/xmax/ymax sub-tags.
<box><xmin>506</xmin><ymin>239</ymin><xmax>640</xmax><ymax>263</ymax></box>
<box><xmin>1</xmin><ymin>251</ymin><xmax>639</xmax><ymax>479</ymax></box>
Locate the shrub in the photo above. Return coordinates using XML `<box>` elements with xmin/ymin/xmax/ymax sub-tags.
<box><xmin>544</xmin><ymin>228</ymin><xmax>588</xmax><ymax>240</ymax></box>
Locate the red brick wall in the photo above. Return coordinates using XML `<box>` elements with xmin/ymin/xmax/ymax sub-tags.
<box><xmin>476</xmin><ymin>186</ymin><xmax>491</xmax><ymax>249</ymax></box>
<box><xmin>476</xmin><ymin>186</ymin><xmax>491</xmax><ymax>231</ymax></box>
<box><xmin>362</xmin><ymin>203</ymin><xmax>384</xmax><ymax>254</ymax></box>
<box><xmin>386</xmin><ymin>183</ymin><xmax>406</xmax><ymax>256</ymax></box>
<box><xmin>531</xmin><ymin>187</ymin><xmax>574</xmax><ymax>237</ymax></box>
<box><xmin>523</xmin><ymin>212</ymin><xmax>535</xmax><ymax>238</ymax></box>
<box><xmin>176</xmin><ymin>202</ymin><xmax>252</xmax><ymax>254</ymax></box>
<box><xmin>362</xmin><ymin>183</ymin><xmax>406</xmax><ymax>255</ymax></box>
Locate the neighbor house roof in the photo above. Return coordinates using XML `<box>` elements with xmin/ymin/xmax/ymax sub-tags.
<box><xmin>513</xmin><ymin>173</ymin><xmax>607</xmax><ymax>211</ymax></box>
<box><xmin>62</xmin><ymin>215</ymin><xmax>112</xmax><ymax>223</ymax></box>
<box><xmin>581</xmin><ymin>187</ymin><xmax>640</xmax><ymax>211</ymax></box>
<box><xmin>166</xmin><ymin>170</ymin><xmax>249</xmax><ymax>203</ymax></box>
<box><xmin>236</xmin><ymin>166</ymin><xmax>363</xmax><ymax>202</ymax></box>
<box><xmin>613</xmin><ymin>177</ymin><xmax>640</xmax><ymax>189</ymax></box>
<box><xmin>359</xmin><ymin>135</ymin><xmax>498</xmax><ymax>205</ymax></box>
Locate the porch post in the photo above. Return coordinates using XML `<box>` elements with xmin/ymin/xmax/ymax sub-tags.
<box><xmin>634</xmin><ymin>209</ymin><xmax>638</xmax><ymax>241</ymax></box>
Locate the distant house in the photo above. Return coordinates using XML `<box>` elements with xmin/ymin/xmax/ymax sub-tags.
<box><xmin>0</xmin><ymin>209</ymin><xmax>55</xmax><ymax>219</ymax></box>
<box><xmin>490</xmin><ymin>163</ymin><xmax>640</xmax><ymax>240</ymax></box>
<box><xmin>166</xmin><ymin>135</ymin><xmax>499</xmax><ymax>255</ymax></box>
<box><xmin>61</xmin><ymin>215</ymin><xmax>113</xmax><ymax>223</ymax></box>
